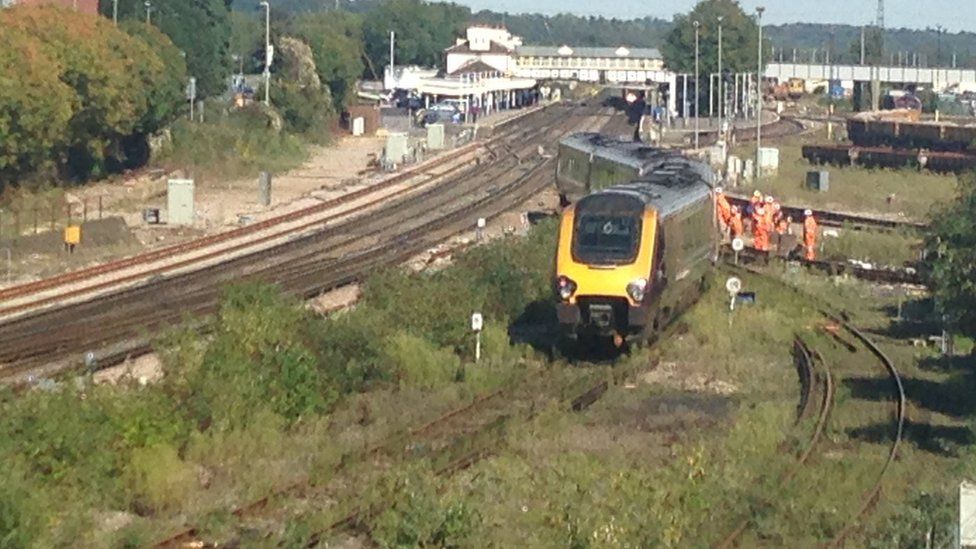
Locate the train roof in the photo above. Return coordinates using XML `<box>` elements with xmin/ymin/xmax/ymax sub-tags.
<box><xmin>582</xmin><ymin>157</ymin><xmax>714</xmax><ymax>218</ymax></box>
<box><xmin>559</xmin><ymin>132</ymin><xmax>685</xmax><ymax>174</ymax></box>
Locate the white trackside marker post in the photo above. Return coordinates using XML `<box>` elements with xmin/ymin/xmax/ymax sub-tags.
<box><xmin>731</xmin><ymin>237</ymin><xmax>744</xmax><ymax>265</ymax></box>
<box><xmin>471</xmin><ymin>312</ymin><xmax>484</xmax><ymax>363</ymax></box>
<box><xmin>476</xmin><ymin>217</ymin><xmax>486</xmax><ymax>242</ymax></box>
<box><xmin>726</xmin><ymin>277</ymin><xmax>742</xmax><ymax>312</ymax></box>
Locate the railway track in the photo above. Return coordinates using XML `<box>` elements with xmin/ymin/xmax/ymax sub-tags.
<box><xmin>151</xmin><ymin>361</ymin><xmax>617</xmax><ymax>547</ymax></box>
<box><xmin>727</xmin><ymin>245</ymin><xmax>924</xmax><ymax>286</ymax></box>
<box><xmin>724</xmin><ymin>194</ymin><xmax>928</xmax><ymax>232</ymax></box>
<box><xmin>714</xmin><ymin>266</ymin><xmax>906</xmax><ymax>547</ymax></box>
<box><xmin>0</xmin><ymin>102</ymin><xmax>610</xmax><ymax>384</ymax></box>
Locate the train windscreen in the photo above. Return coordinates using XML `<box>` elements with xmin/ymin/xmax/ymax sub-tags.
<box><xmin>572</xmin><ymin>194</ymin><xmax>643</xmax><ymax>265</ymax></box>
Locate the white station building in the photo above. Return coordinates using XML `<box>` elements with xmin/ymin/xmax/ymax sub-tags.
<box><xmin>383</xmin><ymin>26</ymin><xmax>680</xmax><ymax>118</ymax></box>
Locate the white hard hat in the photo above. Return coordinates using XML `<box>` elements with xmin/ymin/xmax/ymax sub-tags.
<box><xmin>804</xmin><ymin>209</ymin><xmax>813</xmax><ymax>216</ymax></box>
<box><xmin>765</xmin><ymin>195</ymin><xmax>774</xmax><ymax>203</ymax></box>
<box><xmin>715</xmin><ymin>186</ymin><xmax>723</xmax><ymax>194</ymax></box>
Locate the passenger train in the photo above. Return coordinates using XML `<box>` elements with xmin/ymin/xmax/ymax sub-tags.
<box><xmin>553</xmin><ymin>133</ymin><xmax>716</xmax><ymax>346</ymax></box>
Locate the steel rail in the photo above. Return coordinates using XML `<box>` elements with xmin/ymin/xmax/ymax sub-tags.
<box><xmin>0</xmin><ymin>103</ymin><xmax>554</xmax><ymax>303</ymax></box>
<box><xmin>719</xmin><ymin>264</ymin><xmax>906</xmax><ymax>547</ymax></box>
<box><xmin>0</xmin><ymin>103</ymin><xmax>604</xmax><ymax>381</ymax></box>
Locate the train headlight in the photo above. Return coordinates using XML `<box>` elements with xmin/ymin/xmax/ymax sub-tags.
<box><xmin>626</xmin><ymin>278</ymin><xmax>648</xmax><ymax>303</ymax></box>
<box><xmin>555</xmin><ymin>275</ymin><xmax>577</xmax><ymax>301</ymax></box>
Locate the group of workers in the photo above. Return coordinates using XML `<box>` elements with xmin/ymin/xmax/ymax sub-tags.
<box><xmin>714</xmin><ymin>188</ymin><xmax>819</xmax><ymax>261</ymax></box>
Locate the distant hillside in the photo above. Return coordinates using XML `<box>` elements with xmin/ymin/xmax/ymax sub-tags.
<box><xmin>230</xmin><ymin>0</ymin><xmax>976</xmax><ymax>68</ymax></box>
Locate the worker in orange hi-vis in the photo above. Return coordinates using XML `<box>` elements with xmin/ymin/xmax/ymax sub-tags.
<box><xmin>749</xmin><ymin>190</ymin><xmax>764</xmax><ymax>218</ymax></box>
<box><xmin>752</xmin><ymin>204</ymin><xmax>769</xmax><ymax>252</ymax></box>
<box><xmin>730</xmin><ymin>205</ymin><xmax>744</xmax><ymax>239</ymax></box>
<box><xmin>715</xmin><ymin>186</ymin><xmax>732</xmax><ymax>231</ymax></box>
<box><xmin>803</xmin><ymin>209</ymin><xmax>819</xmax><ymax>261</ymax></box>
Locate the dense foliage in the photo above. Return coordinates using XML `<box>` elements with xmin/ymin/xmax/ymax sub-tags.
<box><xmin>473</xmin><ymin>11</ymin><xmax>672</xmax><ymax>48</ymax></box>
<box><xmin>662</xmin><ymin>0</ymin><xmax>760</xmax><ymax>76</ymax></box>
<box><xmin>0</xmin><ymin>222</ymin><xmax>557</xmax><ymax>544</ymax></box>
<box><xmin>927</xmin><ymin>173</ymin><xmax>976</xmax><ymax>341</ymax></box>
<box><xmin>99</xmin><ymin>0</ymin><xmax>232</xmax><ymax>98</ymax></box>
<box><xmin>286</xmin><ymin>12</ymin><xmax>365</xmax><ymax>107</ymax></box>
<box><xmin>0</xmin><ymin>7</ymin><xmax>186</xmax><ymax>183</ymax></box>
<box><xmin>361</xmin><ymin>0</ymin><xmax>469</xmax><ymax>70</ymax></box>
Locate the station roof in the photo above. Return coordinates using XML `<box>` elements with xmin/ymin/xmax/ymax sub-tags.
<box><xmin>516</xmin><ymin>45</ymin><xmax>662</xmax><ymax>59</ymax></box>
<box><xmin>445</xmin><ymin>41</ymin><xmax>513</xmax><ymax>55</ymax></box>
<box><xmin>449</xmin><ymin>60</ymin><xmax>502</xmax><ymax>76</ymax></box>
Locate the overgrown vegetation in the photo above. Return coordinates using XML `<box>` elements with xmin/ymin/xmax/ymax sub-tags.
<box><xmin>0</xmin><ymin>221</ymin><xmax>558</xmax><ymax>544</ymax></box>
<box><xmin>734</xmin><ymin>142</ymin><xmax>958</xmax><ymax>220</ymax></box>
<box><xmin>927</xmin><ymin>172</ymin><xmax>976</xmax><ymax>340</ymax></box>
<box><xmin>0</xmin><ymin>7</ymin><xmax>186</xmax><ymax>184</ymax></box>
<box><xmin>156</xmin><ymin>106</ymin><xmax>310</xmax><ymax>181</ymax></box>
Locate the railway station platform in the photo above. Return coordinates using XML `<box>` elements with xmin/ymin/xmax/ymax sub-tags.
<box><xmin>414</xmin><ymin>73</ymin><xmax>540</xmax><ymax>123</ymax></box>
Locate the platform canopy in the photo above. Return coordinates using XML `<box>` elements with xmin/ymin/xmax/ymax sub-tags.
<box><xmin>414</xmin><ymin>74</ymin><xmax>538</xmax><ymax>98</ymax></box>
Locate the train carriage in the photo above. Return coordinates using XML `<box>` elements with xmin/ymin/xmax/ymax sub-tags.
<box><xmin>555</xmin><ymin>132</ymin><xmax>694</xmax><ymax>205</ymax></box>
<box><xmin>554</xmin><ymin>154</ymin><xmax>715</xmax><ymax>346</ymax></box>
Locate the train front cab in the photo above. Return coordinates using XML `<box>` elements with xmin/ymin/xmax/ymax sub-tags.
<box><xmin>553</xmin><ymin>194</ymin><xmax>660</xmax><ymax>343</ymax></box>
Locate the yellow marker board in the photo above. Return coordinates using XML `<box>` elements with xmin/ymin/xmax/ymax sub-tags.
<box><xmin>64</xmin><ymin>225</ymin><xmax>81</xmax><ymax>245</ymax></box>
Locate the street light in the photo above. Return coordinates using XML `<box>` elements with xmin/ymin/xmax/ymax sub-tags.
<box><xmin>260</xmin><ymin>0</ymin><xmax>271</xmax><ymax>106</ymax></box>
<box><xmin>756</xmin><ymin>6</ymin><xmax>765</xmax><ymax>179</ymax></box>
<box><xmin>694</xmin><ymin>20</ymin><xmax>701</xmax><ymax>149</ymax></box>
<box><xmin>717</xmin><ymin>15</ymin><xmax>724</xmax><ymax>140</ymax></box>
<box><xmin>144</xmin><ymin>0</ymin><xmax>150</xmax><ymax>24</ymax></box>
<box><xmin>112</xmin><ymin>0</ymin><xmax>117</xmax><ymax>24</ymax></box>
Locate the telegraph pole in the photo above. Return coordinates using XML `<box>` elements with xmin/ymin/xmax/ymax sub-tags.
<box><xmin>717</xmin><ymin>15</ymin><xmax>724</xmax><ymax>137</ymax></box>
<box><xmin>260</xmin><ymin>1</ymin><xmax>271</xmax><ymax>106</ymax></box>
<box><xmin>694</xmin><ymin>20</ymin><xmax>701</xmax><ymax>149</ymax></box>
<box><xmin>756</xmin><ymin>6</ymin><xmax>765</xmax><ymax>179</ymax></box>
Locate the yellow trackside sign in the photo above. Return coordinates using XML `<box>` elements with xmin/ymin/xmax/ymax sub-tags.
<box><xmin>64</xmin><ymin>225</ymin><xmax>81</xmax><ymax>245</ymax></box>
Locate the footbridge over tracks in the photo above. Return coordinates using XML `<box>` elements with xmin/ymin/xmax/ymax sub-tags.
<box><xmin>765</xmin><ymin>62</ymin><xmax>976</xmax><ymax>91</ymax></box>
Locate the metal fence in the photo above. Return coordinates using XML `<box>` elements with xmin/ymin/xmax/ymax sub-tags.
<box><xmin>0</xmin><ymin>196</ymin><xmax>106</xmax><ymax>243</ymax></box>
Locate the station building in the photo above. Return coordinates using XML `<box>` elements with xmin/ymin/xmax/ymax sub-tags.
<box><xmin>384</xmin><ymin>25</ymin><xmax>679</xmax><ymax>122</ymax></box>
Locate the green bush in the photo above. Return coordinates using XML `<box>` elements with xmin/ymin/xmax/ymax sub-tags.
<box><xmin>158</xmin><ymin>105</ymin><xmax>308</xmax><ymax>180</ymax></box>
<box><xmin>371</xmin><ymin>468</ymin><xmax>480</xmax><ymax>548</ymax></box>
<box><xmin>124</xmin><ymin>444</ymin><xmax>197</xmax><ymax>514</ymax></box>
<box><xmin>383</xmin><ymin>332</ymin><xmax>461</xmax><ymax>389</ymax></box>
<box><xmin>181</xmin><ymin>283</ymin><xmax>338</xmax><ymax>430</ymax></box>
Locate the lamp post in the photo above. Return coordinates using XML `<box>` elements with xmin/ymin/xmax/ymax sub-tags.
<box><xmin>694</xmin><ymin>20</ymin><xmax>701</xmax><ymax>149</ymax></box>
<box><xmin>756</xmin><ymin>7</ymin><xmax>765</xmax><ymax>179</ymax></box>
<box><xmin>144</xmin><ymin>1</ymin><xmax>151</xmax><ymax>24</ymax></box>
<box><xmin>112</xmin><ymin>0</ymin><xmax>118</xmax><ymax>24</ymax></box>
<box><xmin>260</xmin><ymin>1</ymin><xmax>271</xmax><ymax>106</ymax></box>
<box><xmin>717</xmin><ymin>15</ymin><xmax>724</xmax><ymax>139</ymax></box>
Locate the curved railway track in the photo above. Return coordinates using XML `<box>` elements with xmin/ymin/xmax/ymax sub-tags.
<box><xmin>714</xmin><ymin>265</ymin><xmax>906</xmax><ymax>547</ymax></box>
<box><xmin>0</xmin><ymin>102</ymin><xmax>610</xmax><ymax>383</ymax></box>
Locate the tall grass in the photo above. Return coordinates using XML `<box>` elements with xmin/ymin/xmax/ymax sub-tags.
<box><xmin>156</xmin><ymin>104</ymin><xmax>310</xmax><ymax>183</ymax></box>
<box><xmin>733</xmin><ymin>142</ymin><xmax>958</xmax><ymax>221</ymax></box>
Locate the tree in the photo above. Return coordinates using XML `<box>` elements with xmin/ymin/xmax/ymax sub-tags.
<box><xmin>229</xmin><ymin>11</ymin><xmax>265</xmax><ymax>74</ymax></box>
<box><xmin>927</xmin><ymin>173</ymin><xmax>976</xmax><ymax>341</ymax></box>
<box><xmin>100</xmin><ymin>0</ymin><xmax>232</xmax><ymax>97</ymax></box>
<box><xmin>287</xmin><ymin>11</ymin><xmax>365</xmax><ymax>108</ymax></box>
<box><xmin>1</xmin><ymin>6</ymin><xmax>185</xmax><ymax>179</ymax></box>
<box><xmin>268</xmin><ymin>36</ymin><xmax>334</xmax><ymax>139</ymax></box>
<box><xmin>361</xmin><ymin>0</ymin><xmax>469</xmax><ymax>70</ymax></box>
<box><xmin>0</xmin><ymin>28</ymin><xmax>75</xmax><ymax>183</ymax></box>
<box><xmin>663</xmin><ymin>0</ymin><xmax>760</xmax><ymax>76</ymax></box>
<box><xmin>848</xmin><ymin>26</ymin><xmax>884</xmax><ymax>65</ymax></box>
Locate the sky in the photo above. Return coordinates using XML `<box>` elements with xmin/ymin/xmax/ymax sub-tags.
<box><xmin>445</xmin><ymin>0</ymin><xmax>975</xmax><ymax>33</ymax></box>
